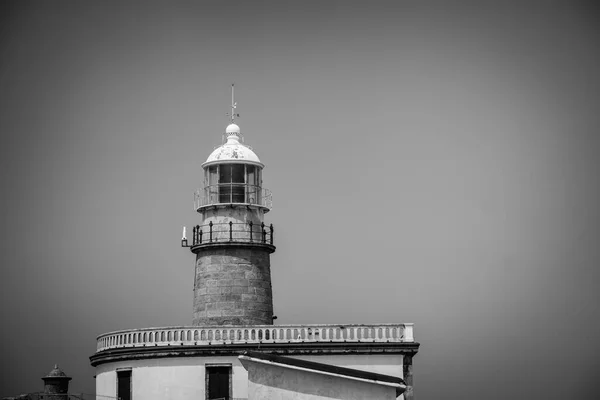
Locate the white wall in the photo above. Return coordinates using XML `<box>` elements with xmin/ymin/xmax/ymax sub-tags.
<box><xmin>95</xmin><ymin>356</ymin><xmax>247</xmax><ymax>400</ymax></box>
<box><xmin>96</xmin><ymin>368</ymin><xmax>116</xmax><ymax>400</ymax></box>
<box><xmin>95</xmin><ymin>353</ymin><xmax>404</xmax><ymax>400</ymax></box>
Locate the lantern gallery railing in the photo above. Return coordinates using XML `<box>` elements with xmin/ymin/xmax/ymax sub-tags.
<box><xmin>96</xmin><ymin>323</ymin><xmax>415</xmax><ymax>352</ymax></box>
<box><xmin>184</xmin><ymin>221</ymin><xmax>274</xmax><ymax>246</ymax></box>
<box><xmin>194</xmin><ymin>184</ymin><xmax>273</xmax><ymax>210</ymax></box>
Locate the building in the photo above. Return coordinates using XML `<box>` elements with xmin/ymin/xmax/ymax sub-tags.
<box><xmin>2</xmin><ymin>365</ymin><xmax>75</xmax><ymax>400</ymax></box>
<box><xmin>90</xmin><ymin>87</ymin><xmax>419</xmax><ymax>399</ymax></box>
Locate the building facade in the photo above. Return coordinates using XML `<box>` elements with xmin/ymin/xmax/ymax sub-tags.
<box><xmin>90</xmin><ymin>90</ymin><xmax>419</xmax><ymax>400</ymax></box>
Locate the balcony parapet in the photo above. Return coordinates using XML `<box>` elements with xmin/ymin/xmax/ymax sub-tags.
<box><xmin>95</xmin><ymin>323</ymin><xmax>415</xmax><ymax>353</ymax></box>
<box><xmin>195</xmin><ymin>184</ymin><xmax>272</xmax><ymax>211</ymax></box>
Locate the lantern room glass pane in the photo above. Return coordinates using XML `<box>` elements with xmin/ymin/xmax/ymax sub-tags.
<box><xmin>208</xmin><ymin>166</ymin><xmax>218</xmax><ymax>203</ymax></box>
<box><xmin>218</xmin><ymin>164</ymin><xmax>245</xmax><ymax>203</ymax></box>
<box><xmin>246</xmin><ymin>166</ymin><xmax>256</xmax><ymax>204</ymax></box>
<box><xmin>218</xmin><ymin>164</ymin><xmax>244</xmax><ymax>183</ymax></box>
<box><xmin>257</xmin><ymin>169</ymin><xmax>262</xmax><ymax>203</ymax></box>
<box><xmin>218</xmin><ymin>165</ymin><xmax>230</xmax><ymax>203</ymax></box>
<box><xmin>247</xmin><ymin>165</ymin><xmax>255</xmax><ymax>185</ymax></box>
<box><xmin>219</xmin><ymin>164</ymin><xmax>231</xmax><ymax>183</ymax></box>
<box><xmin>231</xmin><ymin>164</ymin><xmax>244</xmax><ymax>202</ymax></box>
<box><xmin>208</xmin><ymin>166</ymin><xmax>218</xmax><ymax>185</ymax></box>
<box><xmin>232</xmin><ymin>164</ymin><xmax>244</xmax><ymax>183</ymax></box>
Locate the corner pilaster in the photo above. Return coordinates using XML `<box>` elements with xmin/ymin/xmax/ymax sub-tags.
<box><xmin>403</xmin><ymin>354</ymin><xmax>414</xmax><ymax>400</ymax></box>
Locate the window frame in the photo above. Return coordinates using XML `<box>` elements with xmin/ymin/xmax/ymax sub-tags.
<box><xmin>116</xmin><ymin>368</ymin><xmax>132</xmax><ymax>400</ymax></box>
<box><xmin>205</xmin><ymin>364</ymin><xmax>233</xmax><ymax>400</ymax></box>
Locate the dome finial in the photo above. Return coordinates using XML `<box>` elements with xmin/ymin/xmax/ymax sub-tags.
<box><xmin>225</xmin><ymin>84</ymin><xmax>242</xmax><ymax>143</ymax></box>
<box><xmin>227</xmin><ymin>83</ymin><xmax>239</xmax><ymax>123</ymax></box>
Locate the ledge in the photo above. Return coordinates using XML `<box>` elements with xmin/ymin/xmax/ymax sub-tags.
<box><xmin>196</xmin><ymin>203</ymin><xmax>271</xmax><ymax>214</ymax></box>
<box><xmin>190</xmin><ymin>241</ymin><xmax>276</xmax><ymax>254</ymax></box>
<box><xmin>90</xmin><ymin>341</ymin><xmax>420</xmax><ymax>367</ymax></box>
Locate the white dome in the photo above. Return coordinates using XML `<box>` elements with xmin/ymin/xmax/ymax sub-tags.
<box><xmin>203</xmin><ymin>125</ymin><xmax>263</xmax><ymax>167</ymax></box>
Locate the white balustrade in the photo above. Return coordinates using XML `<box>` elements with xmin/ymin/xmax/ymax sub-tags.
<box><xmin>95</xmin><ymin>323</ymin><xmax>415</xmax><ymax>352</ymax></box>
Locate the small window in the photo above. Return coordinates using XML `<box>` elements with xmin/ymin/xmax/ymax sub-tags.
<box><xmin>206</xmin><ymin>366</ymin><xmax>231</xmax><ymax>400</ymax></box>
<box><xmin>117</xmin><ymin>370</ymin><xmax>131</xmax><ymax>400</ymax></box>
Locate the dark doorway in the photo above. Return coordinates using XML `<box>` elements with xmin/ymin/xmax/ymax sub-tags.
<box><xmin>117</xmin><ymin>370</ymin><xmax>131</xmax><ymax>400</ymax></box>
<box><xmin>206</xmin><ymin>366</ymin><xmax>231</xmax><ymax>400</ymax></box>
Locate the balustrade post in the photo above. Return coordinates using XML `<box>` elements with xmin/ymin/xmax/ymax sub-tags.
<box><xmin>209</xmin><ymin>221</ymin><xmax>213</xmax><ymax>242</ymax></box>
<box><xmin>261</xmin><ymin>222</ymin><xmax>266</xmax><ymax>243</ymax></box>
<box><xmin>229</xmin><ymin>221</ymin><xmax>233</xmax><ymax>241</ymax></box>
<box><xmin>249</xmin><ymin>221</ymin><xmax>253</xmax><ymax>242</ymax></box>
<box><xmin>403</xmin><ymin>323</ymin><xmax>414</xmax><ymax>342</ymax></box>
<box><xmin>196</xmin><ymin>225</ymin><xmax>200</xmax><ymax>245</ymax></box>
<box><xmin>199</xmin><ymin>229</ymin><xmax>202</xmax><ymax>244</ymax></box>
<box><xmin>270</xmin><ymin>224</ymin><xmax>274</xmax><ymax>244</ymax></box>
<box><xmin>192</xmin><ymin>226</ymin><xmax>196</xmax><ymax>245</ymax></box>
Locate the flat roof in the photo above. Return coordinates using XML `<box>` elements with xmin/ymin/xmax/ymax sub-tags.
<box><xmin>240</xmin><ymin>350</ymin><xmax>406</xmax><ymax>395</ymax></box>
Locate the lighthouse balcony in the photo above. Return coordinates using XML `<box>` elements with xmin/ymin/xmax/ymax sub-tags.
<box><xmin>186</xmin><ymin>221</ymin><xmax>274</xmax><ymax>248</ymax></box>
<box><xmin>94</xmin><ymin>323</ymin><xmax>415</xmax><ymax>353</ymax></box>
<box><xmin>194</xmin><ymin>184</ymin><xmax>272</xmax><ymax>211</ymax></box>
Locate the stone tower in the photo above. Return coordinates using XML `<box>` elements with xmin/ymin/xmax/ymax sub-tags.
<box><xmin>183</xmin><ymin>88</ymin><xmax>275</xmax><ymax>326</ymax></box>
<box><xmin>41</xmin><ymin>365</ymin><xmax>71</xmax><ymax>400</ymax></box>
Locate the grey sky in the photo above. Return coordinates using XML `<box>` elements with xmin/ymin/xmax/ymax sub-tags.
<box><xmin>1</xmin><ymin>1</ymin><xmax>599</xmax><ymax>398</ymax></box>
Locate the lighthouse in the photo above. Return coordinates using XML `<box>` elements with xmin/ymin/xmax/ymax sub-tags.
<box><xmin>184</xmin><ymin>85</ymin><xmax>276</xmax><ymax>326</ymax></box>
<box><xmin>91</xmin><ymin>86</ymin><xmax>418</xmax><ymax>400</ymax></box>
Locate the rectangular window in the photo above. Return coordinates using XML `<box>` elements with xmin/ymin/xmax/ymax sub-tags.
<box><xmin>117</xmin><ymin>370</ymin><xmax>131</xmax><ymax>400</ymax></box>
<box><xmin>206</xmin><ymin>365</ymin><xmax>231</xmax><ymax>400</ymax></box>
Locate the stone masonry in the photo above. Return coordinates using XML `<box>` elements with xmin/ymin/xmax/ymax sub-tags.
<box><xmin>193</xmin><ymin>246</ymin><xmax>273</xmax><ymax>326</ymax></box>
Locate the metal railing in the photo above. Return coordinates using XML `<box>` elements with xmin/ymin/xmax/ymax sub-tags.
<box><xmin>194</xmin><ymin>184</ymin><xmax>272</xmax><ymax>210</ymax></box>
<box><xmin>186</xmin><ymin>222</ymin><xmax>274</xmax><ymax>246</ymax></box>
<box><xmin>96</xmin><ymin>323</ymin><xmax>415</xmax><ymax>352</ymax></box>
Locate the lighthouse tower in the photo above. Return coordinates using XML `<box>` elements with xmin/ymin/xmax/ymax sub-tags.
<box><xmin>184</xmin><ymin>86</ymin><xmax>275</xmax><ymax>326</ymax></box>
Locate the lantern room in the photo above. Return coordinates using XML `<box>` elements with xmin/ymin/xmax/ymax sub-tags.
<box><xmin>195</xmin><ymin>123</ymin><xmax>272</xmax><ymax>212</ymax></box>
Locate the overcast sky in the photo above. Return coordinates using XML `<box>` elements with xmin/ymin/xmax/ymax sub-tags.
<box><xmin>1</xmin><ymin>1</ymin><xmax>599</xmax><ymax>399</ymax></box>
